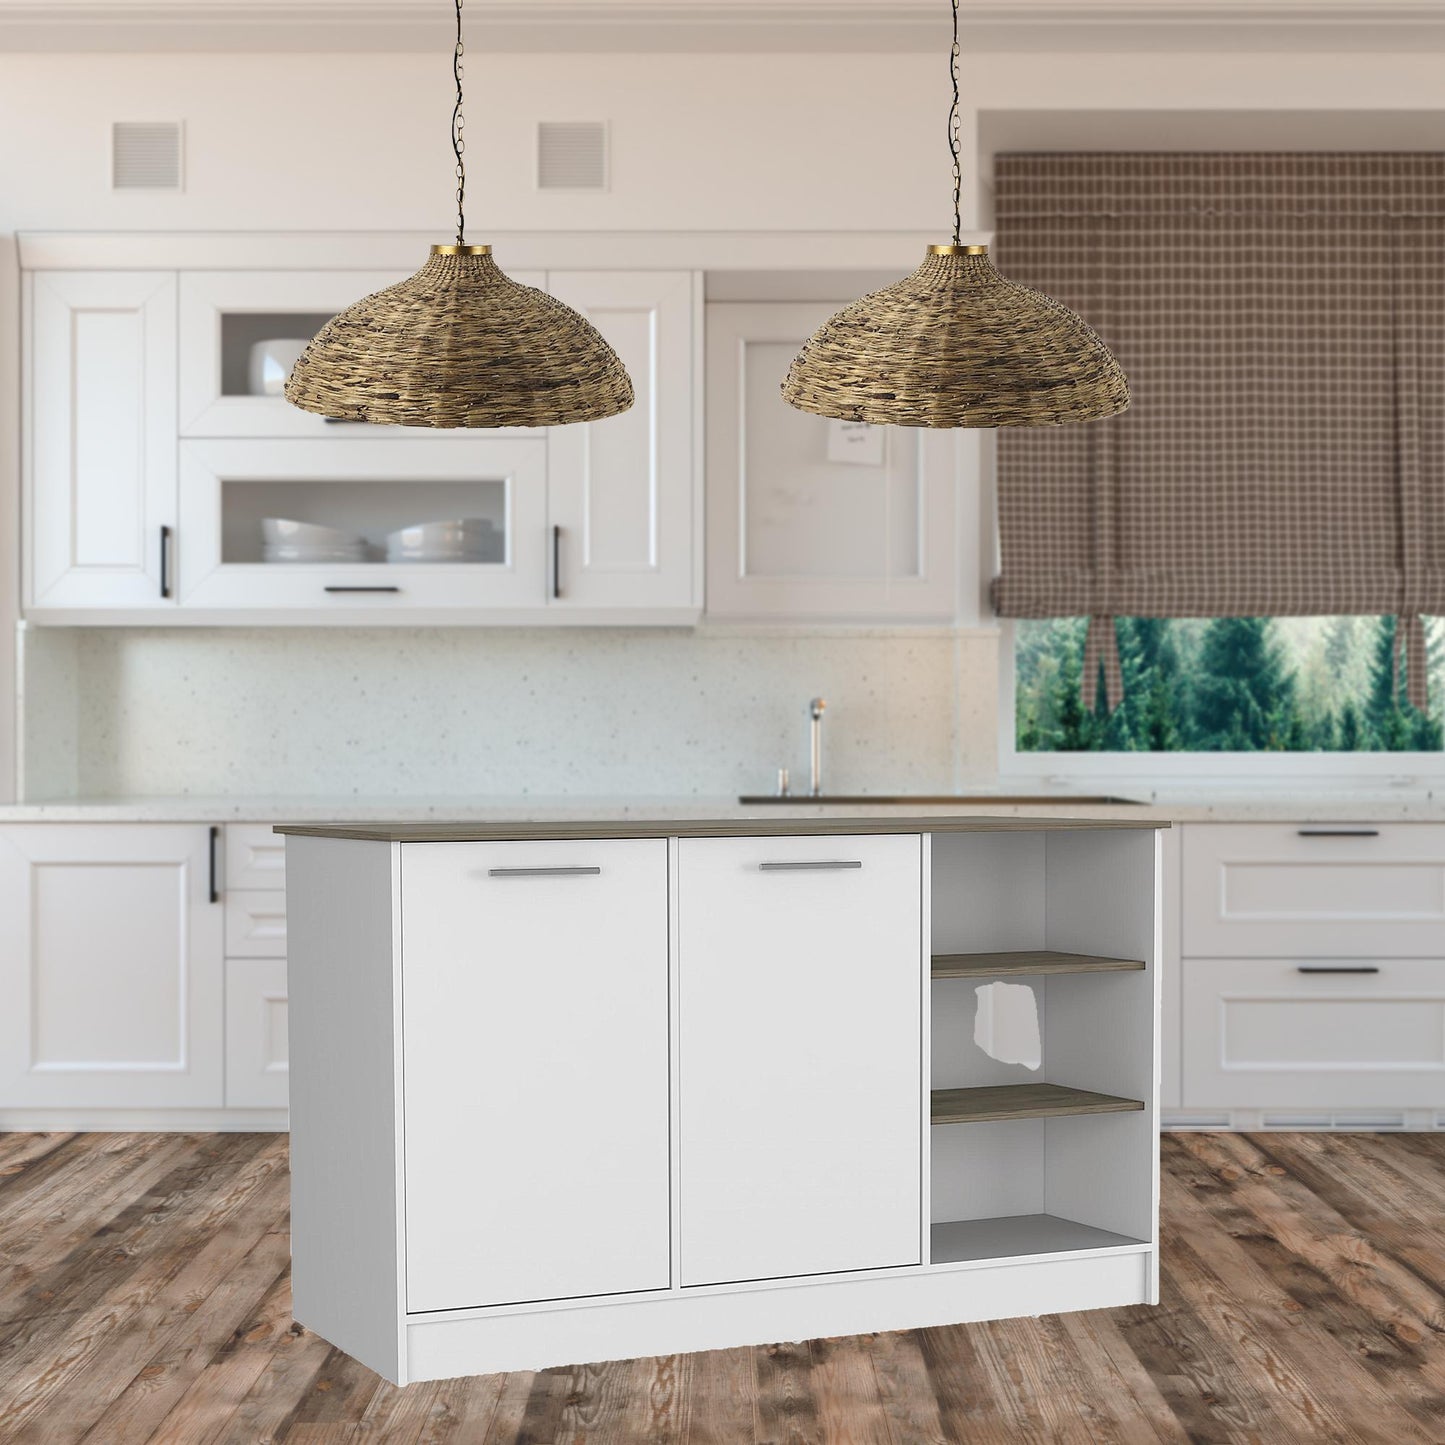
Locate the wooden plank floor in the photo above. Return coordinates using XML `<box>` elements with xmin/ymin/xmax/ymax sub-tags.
<box><xmin>1</xmin><ymin>1132</ymin><xmax>1443</xmax><ymax>1443</ymax></box>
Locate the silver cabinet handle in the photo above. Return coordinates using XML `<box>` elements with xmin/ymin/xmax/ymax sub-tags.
<box><xmin>1297</xmin><ymin>965</ymin><xmax>1381</xmax><ymax>974</ymax></box>
<box><xmin>758</xmin><ymin>860</ymin><xmax>863</xmax><ymax>872</ymax></box>
<box><xmin>487</xmin><ymin>866</ymin><xmax>602</xmax><ymax>878</ymax></box>
<box><xmin>1297</xmin><ymin>828</ymin><xmax>1380</xmax><ymax>837</ymax></box>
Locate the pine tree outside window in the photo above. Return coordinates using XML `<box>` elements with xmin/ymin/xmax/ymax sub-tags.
<box><xmin>1014</xmin><ymin>617</ymin><xmax>1445</xmax><ymax>757</ymax></box>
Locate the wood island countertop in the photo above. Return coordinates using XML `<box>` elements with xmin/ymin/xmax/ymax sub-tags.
<box><xmin>274</xmin><ymin>814</ymin><xmax>1171</xmax><ymax>842</ymax></box>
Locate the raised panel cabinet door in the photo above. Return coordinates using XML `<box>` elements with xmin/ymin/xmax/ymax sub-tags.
<box><xmin>28</xmin><ymin>271</ymin><xmax>178</xmax><ymax>610</ymax></box>
<box><xmin>401</xmin><ymin>838</ymin><xmax>671</xmax><ymax>1313</ymax></box>
<box><xmin>224</xmin><ymin>957</ymin><xmax>289</xmax><ymax>1109</ymax></box>
<box><xmin>678</xmin><ymin>833</ymin><xmax>924</xmax><ymax>1287</ymax></box>
<box><xmin>545</xmin><ymin>271</ymin><xmax>700</xmax><ymax>616</ymax></box>
<box><xmin>704</xmin><ymin>302</ymin><xmax>957</xmax><ymax>621</ymax></box>
<box><xmin>0</xmin><ymin>825</ymin><xmax>224</xmax><ymax>1109</ymax></box>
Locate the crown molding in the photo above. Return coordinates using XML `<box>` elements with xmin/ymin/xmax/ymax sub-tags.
<box><xmin>2</xmin><ymin>1</ymin><xmax>1445</xmax><ymax>53</ymax></box>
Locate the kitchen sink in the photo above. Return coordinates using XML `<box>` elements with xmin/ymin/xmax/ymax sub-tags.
<box><xmin>737</xmin><ymin>794</ymin><xmax>1146</xmax><ymax>806</ymax></box>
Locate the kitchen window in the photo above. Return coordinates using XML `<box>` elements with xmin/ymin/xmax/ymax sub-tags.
<box><xmin>1011</xmin><ymin>615</ymin><xmax>1445</xmax><ymax>757</ymax></box>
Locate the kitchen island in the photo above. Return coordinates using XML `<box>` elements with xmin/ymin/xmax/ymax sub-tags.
<box><xmin>278</xmin><ymin>814</ymin><xmax>1166</xmax><ymax>1386</ymax></box>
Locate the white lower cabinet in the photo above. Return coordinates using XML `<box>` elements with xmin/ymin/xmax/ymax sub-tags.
<box><xmin>1174</xmin><ymin>823</ymin><xmax>1445</xmax><ymax>1123</ymax></box>
<box><xmin>284</xmin><ymin>821</ymin><xmax>1159</xmax><ymax>1386</ymax></box>
<box><xmin>1182</xmin><ymin>958</ymin><xmax>1445</xmax><ymax>1110</ymax></box>
<box><xmin>0</xmin><ymin>825</ymin><xmax>223</xmax><ymax>1109</ymax></box>
<box><xmin>400</xmin><ymin>838</ymin><xmax>672</xmax><ymax>1312</ymax></box>
<box><xmin>225</xmin><ymin>957</ymin><xmax>290</xmax><ymax>1109</ymax></box>
<box><xmin>677</xmin><ymin>833</ymin><xmax>923</xmax><ymax>1286</ymax></box>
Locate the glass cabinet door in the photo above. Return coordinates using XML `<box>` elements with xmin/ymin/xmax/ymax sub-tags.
<box><xmin>177</xmin><ymin>437</ymin><xmax>549</xmax><ymax>614</ymax></box>
<box><xmin>178</xmin><ymin>270</ymin><xmax>545</xmax><ymax>439</ymax></box>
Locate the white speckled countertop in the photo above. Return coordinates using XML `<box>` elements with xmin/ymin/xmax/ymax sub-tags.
<box><xmin>5</xmin><ymin>791</ymin><xmax>1445</xmax><ymax>824</ymax></box>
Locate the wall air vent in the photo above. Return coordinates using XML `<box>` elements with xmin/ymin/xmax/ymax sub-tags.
<box><xmin>536</xmin><ymin>122</ymin><xmax>608</xmax><ymax>192</ymax></box>
<box><xmin>112</xmin><ymin>121</ymin><xmax>183</xmax><ymax>191</ymax></box>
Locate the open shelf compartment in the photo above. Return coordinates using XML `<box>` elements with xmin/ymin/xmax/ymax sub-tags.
<box><xmin>927</xmin><ymin>828</ymin><xmax>1158</xmax><ymax>1268</ymax></box>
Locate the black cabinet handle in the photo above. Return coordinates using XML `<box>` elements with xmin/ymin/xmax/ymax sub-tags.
<box><xmin>1297</xmin><ymin>828</ymin><xmax>1380</xmax><ymax>838</ymax></box>
<box><xmin>324</xmin><ymin>586</ymin><xmax>401</xmax><ymax>594</ymax></box>
<box><xmin>1297</xmin><ymin>965</ymin><xmax>1380</xmax><ymax>975</ymax></box>
<box><xmin>552</xmin><ymin>525</ymin><xmax>562</xmax><ymax>600</ymax></box>
<box><xmin>208</xmin><ymin>826</ymin><xmax>220</xmax><ymax>904</ymax></box>
<box><xmin>160</xmin><ymin>525</ymin><xmax>172</xmax><ymax>599</ymax></box>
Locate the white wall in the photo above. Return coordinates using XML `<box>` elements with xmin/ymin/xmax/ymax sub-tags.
<box><xmin>5</xmin><ymin>40</ymin><xmax>1444</xmax><ymax>799</ymax></box>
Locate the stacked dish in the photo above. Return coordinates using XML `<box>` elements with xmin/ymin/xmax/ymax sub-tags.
<box><xmin>262</xmin><ymin>518</ymin><xmax>368</xmax><ymax>564</ymax></box>
<box><xmin>386</xmin><ymin>519</ymin><xmax>502</xmax><ymax>565</ymax></box>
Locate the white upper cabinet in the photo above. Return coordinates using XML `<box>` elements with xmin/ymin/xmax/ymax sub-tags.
<box><xmin>177</xmin><ymin>269</ymin><xmax>543</xmax><ymax>439</ymax></box>
<box><xmin>27</xmin><ymin>271</ymin><xmax>178</xmax><ymax>610</ymax></box>
<box><xmin>178</xmin><ymin>436</ymin><xmax>549</xmax><ymax>615</ymax></box>
<box><xmin>545</xmin><ymin>271</ymin><xmax>700</xmax><ymax>613</ymax></box>
<box><xmin>24</xmin><ymin>261</ymin><xmax>700</xmax><ymax>624</ymax></box>
<box><xmin>705</xmin><ymin>302</ymin><xmax>958</xmax><ymax>621</ymax></box>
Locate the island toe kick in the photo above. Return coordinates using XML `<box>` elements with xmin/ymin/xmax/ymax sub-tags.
<box><xmin>278</xmin><ymin>816</ymin><xmax>1165</xmax><ymax>1385</ymax></box>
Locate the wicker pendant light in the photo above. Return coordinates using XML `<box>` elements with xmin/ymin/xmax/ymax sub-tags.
<box><xmin>286</xmin><ymin>0</ymin><xmax>633</xmax><ymax>428</ymax></box>
<box><xmin>782</xmin><ymin>2</ymin><xmax>1128</xmax><ymax>429</ymax></box>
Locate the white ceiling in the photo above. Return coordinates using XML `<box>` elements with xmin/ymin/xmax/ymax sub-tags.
<box><xmin>3</xmin><ymin>1</ymin><xmax>1445</xmax><ymax>53</ymax></box>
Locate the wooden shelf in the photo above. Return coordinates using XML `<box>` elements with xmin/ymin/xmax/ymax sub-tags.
<box><xmin>930</xmin><ymin>1082</ymin><xmax>1146</xmax><ymax>1126</ymax></box>
<box><xmin>930</xmin><ymin>1214</ymin><xmax>1146</xmax><ymax>1265</ymax></box>
<box><xmin>931</xmin><ymin>950</ymin><xmax>1145</xmax><ymax>979</ymax></box>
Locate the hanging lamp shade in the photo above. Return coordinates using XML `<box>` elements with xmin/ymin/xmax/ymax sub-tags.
<box><xmin>285</xmin><ymin>245</ymin><xmax>634</xmax><ymax>428</ymax></box>
<box><xmin>782</xmin><ymin>244</ymin><xmax>1128</xmax><ymax>429</ymax></box>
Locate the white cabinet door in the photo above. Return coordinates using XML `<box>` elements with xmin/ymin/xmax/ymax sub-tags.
<box><xmin>0</xmin><ymin>825</ymin><xmax>223</xmax><ymax>1109</ymax></box>
<box><xmin>178</xmin><ymin>269</ymin><xmax>545</xmax><ymax>438</ymax></box>
<box><xmin>225</xmin><ymin>958</ymin><xmax>289</xmax><ymax>1109</ymax></box>
<box><xmin>545</xmin><ymin>271</ymin><xmax>700</xmax><ymax>617</ymax></box>
<box><xmin>678</xmin><ymin>833</ymin><xmax>923</xmax><ymax>1286</ymax></box>
<box><xmin>401</xmin><ymin>839</ymin><xmax>671</xmax><ymax>1313</ymax></box>
<box><xmin>27</xmin><ymin>271</ymin><xmax>178</xmax><ymax>611</ymax></box>
<box><xmin>705</xmin><ymin>302</ymin><xmax>957</xmax><ymax>620</ymax></box>
<box><xmin>178</xmin><ymin>437</ymin><xmax>548</xmax><ymax>614</ymax></box>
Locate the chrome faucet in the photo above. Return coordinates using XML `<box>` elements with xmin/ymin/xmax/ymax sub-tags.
<box><xmin>808</xmin><ymin>698</ymin><xmax>827</xmax><ymax>797</ymax></box>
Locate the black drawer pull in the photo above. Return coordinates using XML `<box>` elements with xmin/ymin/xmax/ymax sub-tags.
<box><xmin>1297</xmin><ymin>966</ymin><xmax>1381</xmax><ymax>975</ymax></box>
<box><xmin>1296</xmin><ymin>828</ymin><xmax>1380</xmax><ymax>838</ymax></box>
<box><xmin>208</xmin><ymin>826</ymin><xmax>220</xmax><ymax>904</ymax></box>
<box><xmin>324</xmin><ymin>586</ymin><xmax>401</xmax><ymax>594</ymax></box>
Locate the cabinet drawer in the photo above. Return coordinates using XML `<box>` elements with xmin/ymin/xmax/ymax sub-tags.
<box><xmin>1182</xmin><ymin>824</ymin><xmax>1445</xmax><ymax>957</ymax></box>
<box><xmin>1182</xmin><ymin>957</ymin><xmax>1445</xmax><ymax>1108</ymax></box>
<box><xmin>225</xmin><ymin>958</ymin><xmax>288</xmax><ymax>1109</ymax></box>
<box><xmin>225</xmin><ymin>890</ymin><xmax>287</xmax><ymax>957</ymax></box>
<box><xmin>226</xmin><ymin>824</ymin><xmax>287</xmax><ymax>891</ymax></box>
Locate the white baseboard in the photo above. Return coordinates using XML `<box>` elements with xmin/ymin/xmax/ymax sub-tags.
<box><xmin>0</xmin><ymin>1108</ymin><xmax>288</xmax><ymax>1132</ymax></box>
<box><xmin>1163</xmin><ymin>1108</ymin><xmax>1444</xmax><ymax>1133</ymax></box>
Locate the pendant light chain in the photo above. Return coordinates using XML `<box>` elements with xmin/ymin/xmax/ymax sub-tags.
<box><xmin>452</xmin><ymin>0</ymin><xmax>466</xmax><ymax>246</ymax></box>
<box><xmin>948</xmin><ymin>0</ymin><xmax>962</xmax><ymax>246</ymax></box>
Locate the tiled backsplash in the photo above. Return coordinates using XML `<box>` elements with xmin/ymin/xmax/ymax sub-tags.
<box><xmin>22</xmin><ymin>625</ymin><xmax>1000</xmax><ymax>799</ymax></box>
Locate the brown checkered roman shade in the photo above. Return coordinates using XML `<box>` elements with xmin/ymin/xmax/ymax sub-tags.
<box><xmin>991</xmin><ymin>153</ymin><xmax>1445</xmax><ymax>710</ymax></box>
